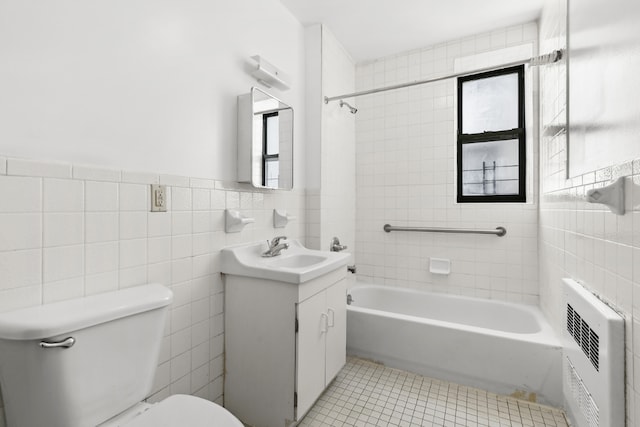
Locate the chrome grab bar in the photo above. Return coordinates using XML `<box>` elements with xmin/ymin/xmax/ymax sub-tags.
<box><xmin>39</xmin><ymin>337</ymin><xmax>76</xmax><ymax>349</ymax></box>
<box><xmin>383</xmin><ymin>224</ymin><xmax>506</xmax><ymax>237</ymax></box>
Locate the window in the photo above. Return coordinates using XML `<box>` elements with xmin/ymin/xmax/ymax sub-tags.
<box><xmin>262</xmin><ymin>112</ymin><xmax>280</xmax><ymax>187</ymax></box>
<box><xmin>457</xmin><ymin>65</ymin><xmax>525</xmax><ymax>203</ymax></box>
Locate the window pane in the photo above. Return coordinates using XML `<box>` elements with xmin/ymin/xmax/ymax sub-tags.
<box><xmin>265</xmin><ymin>115</ymin><xmax>279</xmax><ymax>155</ymax></box>
<box><xmin>461</xmin><ymin>139</ymin><xmax>519</xmax><ymax>196</ymax></box>
<box><xmin>264</xmin><ymin>158</ymin><xmax>279</xmax><ymax>188</ymax></box>
<box><xmin>462</xmin><ymin>73</ymin><xmax>518</xmax><ymax>134</ymax></box>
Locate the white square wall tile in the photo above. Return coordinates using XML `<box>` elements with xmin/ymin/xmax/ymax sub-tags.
<box><xmin>0</xmin><ymin>249</ymin><xmax>42</xmax><ymax>291</ymax></box>
<box><xmin>191</xmin><ymin>340</ymin><xmax>210</xmax><ymax>368</ymax></box>
<box><xmin>0</xmin><ymin>176</ymin><xmax>42</xmax><ymax>213</ymax></box>
<box><xmin>0</xmin><ymin>213</ymin><xmax>42</xmax><ymax>251</ymax></box>
<box><xmin>172</xmin><ymin>258</ymin><xmax>192</xmax><ymax>285</ymax></box>
<box><xmin>85</xmin><ymin>212</ymin><xmax>119</xmax><ymax>243</ymax></box>
<box><xmin>0</xmin><ymin>285</ymin><xmax>42</xmax><ymax>313</ymax></box>
<box><xmin>192</xmin><ymin>189</ymin><xmax>210</xmax><ymax>211</ymax></box>
<box><xmin>172</xmin><ymin>212</ymin><xmax>192</xmax><ymax>236</ymax></box>
<box><xmin>43</xmin><ymin>276</ymin><xmax>84</xmax><ymax>304</ymax></box>
<box><xmin>43</xmin><ymin>213</ymin><xmax>84</xmax><ymax>247</ymax></box>
<box><xmin>85</xmin><ymin>242</ymin><xmax>119</xmax><ymax>275</ymax></box>
<box><xmin>170</xmin><ymin>349</ymin><xmax>191</xmax><ymax>381</ymax></box>
<box><xmin>119</xmin><ymin>266</ymin><xmax>147</xmax><ymax>289</ymax></box>
<box><xmin>190</xmin><ymin>363</ymin><xmax>209</xmax><ymax>393</ymax></box>
<box><xmin>192</xmin><ymin>255</ymin><xmax>213</xmax><ymax>279</ymax></box>
<box><xmin>152</xmin><ymin>361</ymin><xmax>171</xmax><ymax>394</ymax></box>
<box><xmin>85</xmin><ymin>271</ymin><xmax>119</xmax><ymax>296</ymax></box>
<box><xmin>43</xmin><ymin>178</ymin><xmax>84</xmax><ymax>212</ymax></box>
<box><xmin>119</xmin><ymin>239</ymin><xmax>147</xmax><ymax>269</ymax></box>
<box><xmin>211</xmin><ymin>190</ymin><xmax>225</xmax><ymax>210</ymax></box>
<box><xmin>120</xmin><ymin>211</ymin><xmax>148</xmax><ymax>240</ymax></box>
<box><xmin>148</xmin><ymin>212</ymin><xmax>171</xmax><ymax>237</ymax></box>
<box><xmin>148</xmin><ymin>237</ymin><xmax>172</xmax><ymax>264</ymax></box>
<box><xmin>171</xmin><ymin>324</ymin><xmax>191</xmax><ymax>352</ymax></box>
<box><xmin>119</xmin><ymin>183</ymin><xmax>148</xmax><ymax>211</ymax></box>
<box><xmin>193</xmin><ymin>233</ymin><xmax>211</xmax><ymax>256</ymax></box>
<box><xmin>43</xmin><ymin>245</ymin><xmax>84</xmax><ymax>283</ymax></box>
<box><xmin>147</xmin><ymin>261</ymin><xmax>171</xmax><ymax>286</ymax></box>
<box><xmin>193</xmin><ymin>212</ymin><xmax>211</xmax><ymax>233</ymax></box>
<box><xmin>86</xmin><ymin>181</ymin><xmax>119</xmax><ymax>211</ymax></box>
<box><xmin>172</xmin><ymin>235</ymin><xmax>193</xmax><ymax>260</ymax></box>
<box><xmin>172</xmin><ymin>187</ymin><xmax>192</xmax><ymax>211</ymax></box>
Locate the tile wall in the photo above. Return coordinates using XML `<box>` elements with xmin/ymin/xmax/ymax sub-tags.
<box><xmin>0</xmin><ymin>155</ymin><xmax>306</xmax><ymax>426</ymax></box>
<box><xmin>539</xmin><ymin>0</ymin><xmax>640</xmax><ymax>424</ymax></box>
<box><xmin>354</xmin><ymin>23</ymin><xmax>540</xmax><ymax>304</ymax></box>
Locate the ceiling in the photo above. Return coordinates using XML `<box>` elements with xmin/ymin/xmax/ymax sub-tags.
<box><xmin>279</xmin><ymin>0</ymin><xmax>545</xmax><ymax>62</ymax></box>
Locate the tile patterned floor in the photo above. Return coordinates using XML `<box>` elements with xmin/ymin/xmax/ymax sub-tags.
<box><xmin>299</xmin><ymin>357</ymin><xmax>568</xmax><ymax>427</ymax></box>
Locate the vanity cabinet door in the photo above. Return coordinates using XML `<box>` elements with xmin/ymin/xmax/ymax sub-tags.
<box><xmin>296</xmin><ymin>290</ymin><xmax>327</xmax><ymax>418</ymax></box>
<box><xmin>325</xmin><ymin>279</ymin><xmax>346</xmax><ymax>384</ymax></box>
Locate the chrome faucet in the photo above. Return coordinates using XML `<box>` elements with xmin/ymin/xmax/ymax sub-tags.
<box><xmin>262</xmin><ymin>236</ymin><xmax>289</xmax><ymax>257</ymax></box>
<box><xmin>330</xmin><ymin>237</ymin><xmax>347</xmax><ymax>252</ymax></box>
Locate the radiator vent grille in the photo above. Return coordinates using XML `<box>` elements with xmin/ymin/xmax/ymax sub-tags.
<box><xmin>566</xmin><ymin>357</ymin><xmax>599</xmax><ymax>427</ymax></box>
<box><xmin>567</xmin><ymin>303</ymin><xmax>600</xmax><ymax>371</ymax></box>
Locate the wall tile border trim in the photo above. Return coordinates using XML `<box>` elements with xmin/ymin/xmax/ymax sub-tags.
<box><xmin>1</xmin><ymin>155</ymin><xmax>289</xmax><ymax>192</ymax></box>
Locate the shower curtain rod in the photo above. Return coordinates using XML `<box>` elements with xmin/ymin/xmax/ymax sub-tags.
<box><xmin>323</xmin><ymin>49</ymin><xmax>563</xmax><ymax>104</ymax></box>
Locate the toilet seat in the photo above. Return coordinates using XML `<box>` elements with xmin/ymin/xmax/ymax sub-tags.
<box><xmin>120</xmin><ymin>395</ymin><xmax>243</xmax><ymax>427</ymax></box>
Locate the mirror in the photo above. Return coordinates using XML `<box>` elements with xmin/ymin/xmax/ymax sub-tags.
<box><xmin>237</xmin><ymin>87</ymin><xmax>293</xmax><ymax>190</ymax></box>
<box><xmin>568</xmin><ymin>0</ymin><xmax>640</xmax><ymax>177</ymax></box>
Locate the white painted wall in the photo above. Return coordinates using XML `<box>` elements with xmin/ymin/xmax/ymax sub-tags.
<box><xmin>319</xmin><ymin>27</ymin><xmax>356</xmax><ymax>253</ymax></box>
<box><xmin>0</xmin><ymin>0</ymin><xmax>306</xmax><ymax>186</ymax></box>
<box><xmin>539</xmin><ymin>0</ymin><xmax>640</xmax><ymax>425</ymax></box>
<box><xmin>305</xmin><ymin>26</ymin><xmax>357</xmax><ymax>253</ymax></box>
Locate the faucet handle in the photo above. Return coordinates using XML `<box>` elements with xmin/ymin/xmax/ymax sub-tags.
<box><xmin>330</xmin><ymin>237</ymin><xmax>347</xmax><ymax>252</ymax></box>
<box><xmin>270</xmin><ymin>236</ymin><xmax>287</xmax><ymax>246</ymax></box>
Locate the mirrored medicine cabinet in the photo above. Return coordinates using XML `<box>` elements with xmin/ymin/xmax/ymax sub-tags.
<box><xmin>237</xmin><ymin>87</ymin><xmax>293</xmax><ymax>190</ymax></box>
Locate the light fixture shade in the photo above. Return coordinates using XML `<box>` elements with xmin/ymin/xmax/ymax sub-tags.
<box><xmin>250</xmin><ymin>55</ymin><xmax>290</xmax><ymax>90</ymax></box>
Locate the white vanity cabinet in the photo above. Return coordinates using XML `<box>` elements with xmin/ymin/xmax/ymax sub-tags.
<box><xmin>295</xmin><ymin>276</ymin><xmax>346</xmax><ymax>417</ymax></box>
<box><xmin>224</xmin><ymin>267</ymin><xmax>347</xmax><ymax>427</ymax></box>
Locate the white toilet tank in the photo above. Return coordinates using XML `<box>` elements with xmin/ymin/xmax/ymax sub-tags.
<box><xmin>0</xmin><ymin>284</ymin><xmax>173</xmax><ymax>427</ymax></box>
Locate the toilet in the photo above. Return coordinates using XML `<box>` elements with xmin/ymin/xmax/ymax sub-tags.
<box><xmin>0</xmin><ymin>284</ymin><xmax>243</xmax><ymax>427</ymax></box>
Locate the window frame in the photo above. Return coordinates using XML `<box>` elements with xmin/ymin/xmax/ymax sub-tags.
<box><xmin>262</xmin><ymin>111</ymin><xmax>280</xmax><ymax>187</ymax></box>
<box><xmin>456</xmin><ymin>64</ymin><xmax>526</xmax><ymax>203</ymax></box>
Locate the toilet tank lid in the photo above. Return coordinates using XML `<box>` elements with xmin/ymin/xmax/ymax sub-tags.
<box><xmin>0</xmin><ymin>284</ymin><xmax>173</xmax><ymax>340</ymax></box>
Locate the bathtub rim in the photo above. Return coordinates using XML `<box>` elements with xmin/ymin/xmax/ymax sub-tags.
<box><xmin>346</xmin><ymin>283</ymin><xmax>561</xmax><ymax>348</ymax></box>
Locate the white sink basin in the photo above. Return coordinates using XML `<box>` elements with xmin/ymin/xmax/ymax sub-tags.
<box><xmin>220</xmin><ymin>240</ymin><xmax>349</xmax><ymax>284</ymax></box>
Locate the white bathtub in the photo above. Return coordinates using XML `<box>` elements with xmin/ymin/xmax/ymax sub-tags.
<box><xmin>346</xmin><ymin>284</ymin><xmax>563</xmax><ymax>406</ymax></box>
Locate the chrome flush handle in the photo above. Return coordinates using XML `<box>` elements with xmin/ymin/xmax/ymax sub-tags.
<box><xmin>39</xmin><ymin>337</ymin><xmax>76</xmax><ymax>349</ymax></box>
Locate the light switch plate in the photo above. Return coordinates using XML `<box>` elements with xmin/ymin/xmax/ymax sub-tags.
<box><xmin>150</xmin><ymin>184</ymin><xmax>167</xmax><ymax>212</ymax></box>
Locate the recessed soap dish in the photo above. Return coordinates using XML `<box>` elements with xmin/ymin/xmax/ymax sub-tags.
<box><xmin>429</xmin><ymin>258</ymin><xmax>451</xmax><ymax>275</ymax></box>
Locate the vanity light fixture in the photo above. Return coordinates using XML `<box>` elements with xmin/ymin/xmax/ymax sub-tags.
<box><xmin>250</xmin><ymin>55</ymin><xmax>290</xmax><ymax>91</ymax></box>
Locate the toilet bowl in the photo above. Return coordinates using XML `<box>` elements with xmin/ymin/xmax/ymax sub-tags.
<box><xmin>0</xmin><ymin>284</ymin><xmax>243</xmax><ymax>427</ymax></box>
<box><xmin>99</xmin><ymin>395</ymin><xmax>243</xmax><ymax>427</ymax></box>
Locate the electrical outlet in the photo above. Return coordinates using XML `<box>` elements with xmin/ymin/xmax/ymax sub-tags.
<box><xmin>150</xmin><ymin>184</ymin><xmax>167</xmax><ymax>212</ymax></box>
